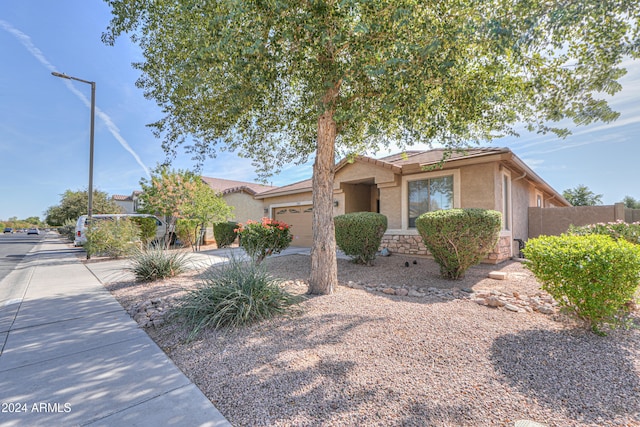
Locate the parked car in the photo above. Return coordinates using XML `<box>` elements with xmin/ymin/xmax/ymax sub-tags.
<box><xmin>27</xmin><ymin>228</ymin><xmax>40</xmax><ymax>235</ymax></box>
<box><xmin>73</xmin><ymin>214</ymin><xmax>172</xmax><ymax>247</ymax></box>
<box><xmin>3</xmin><ymin>227</ymin><xmax>13</xmax><ymax>233</ymax></box>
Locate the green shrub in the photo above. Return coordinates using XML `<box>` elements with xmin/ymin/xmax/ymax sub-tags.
<box><xmin>176</xmin><ymin>218</ymin><xmax>200</xmax><ymax>248</ymax></box>
<box><xmin>170</xmin><ymin>256</ymin><xmax>301</xmax><ymax>339</ymax></box>
<box><xmin>334</xmin><ymin>212</ymin><xmax>388</xmax><ymax>265</ymax></box>
<box><xmin>568</xmin><ymin>221</ymin><xmax>640</xmax><ymax>245</ymax></box>
<box><xmin>524</xmin><ymin>234</ymin><xmax>640</xmax><ymax>334</ymax></box>
<box><xmin>237</xmin><ymin>218</ymin><xmax>292</xmax><ymax>263</ymax></box>
<box><xmin>127</xmin><ymin>246</ymin><xmax>191</xmax><ymax>281</ymax></box>
<box><xmin>85</xmin><ymin>218</ymin><xmax>140</xmax><ymax>258</ymax></box>
<box><xmin>213</xmin><ymin>221</ymin><xmax>238</xmax><ymax>248</ymax></box>
<box><xmin>58</xmin><ymin>219</ymin><xmax>76</xmax><ymax>241</ymax></box>
<box><xmin>130</xmin><ymin>216</ymin><xmax>158</xmax><ymax>245</ymax></box>
<box><xmin>415</xmin><ymin>208</ymin><xmax>501</xmax><ymax>279</ymax></box>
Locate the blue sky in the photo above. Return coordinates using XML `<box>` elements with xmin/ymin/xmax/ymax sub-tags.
<box><xmin>1</xmin><ymin>1</ymin><xmax>639</xmax><ymax>221</ymax></box>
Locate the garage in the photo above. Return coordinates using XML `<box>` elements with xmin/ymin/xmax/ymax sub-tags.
<box><xmin>274</xmin><ymin>205</ymin><xmax>313</xmax><ymax>247</ymax></box>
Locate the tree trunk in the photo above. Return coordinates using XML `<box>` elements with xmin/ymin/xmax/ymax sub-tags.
<box><xmin>308</xmin><ymin>108</ymin><xmax>338</xmax><ymax>295</ymax></box>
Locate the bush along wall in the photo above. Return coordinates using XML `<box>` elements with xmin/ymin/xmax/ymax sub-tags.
<box><xmin>524</xmin><ymin>234</ymin><xmax>640</xmax><ymax>334</ymax></box>
<box><xmin>334</xmin><ymin>212</ymin><xmax>388</xmax><ymax>265</ymax></box>
<box><xmin>415</xmin><ymin>208</ymin><xmax>501</xmax><ymax>279</ymax></box>
<box><xmin>213</xmin><ymin>221</ymin><xmax>239</xmax><ymax>248</ymax></box>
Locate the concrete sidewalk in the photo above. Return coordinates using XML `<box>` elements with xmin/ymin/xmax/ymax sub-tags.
<box><xmin>0</xmin><ymin>234</ymin><xmax>230</xmax><ymax>427</ymax></box>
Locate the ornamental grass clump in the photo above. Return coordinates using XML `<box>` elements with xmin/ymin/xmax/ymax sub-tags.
<box><xmin>236</xmin><ymin>217</ymin><xmax>292</xmax><ymax>263</ymax></box>
<box><xmin>127</xmin><ymin>246</ymin><xmax>191</xmax><ymax>281</ymax></box>
<box><xmin>170</xmin><ymin>256</ymin><xmax>302</xmax><ymax>339</ymax></box>
<box><xmin>415</xmin><ymin>208</ymin><xmax>501</xmax><ymax>279</ymax></box>
<box><xmin>334</xmin><ymin>212</ymin><xmax>387</xmax><ymax>265</ymax></box>
<box><xmin>524</xmin><ymin>234</ymin><xmax>640</xmax><ymax>334</ymax></box>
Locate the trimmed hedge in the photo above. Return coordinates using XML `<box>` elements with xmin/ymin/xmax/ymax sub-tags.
<box><xmin>334</xmin><ymin>212</ymin><xmax>387</xmax><ymax>265</ymax></box>
<box><xmin>214</xmin><ymin>221</ymin><xmax>239</xmax><ymax>248</ymax></box>
<box><xmin>523</xmin><ymin>234</ymin><xmax>640</xmax><ymax>334</ymax></box>
<box><xmin>415</xmin><ymin>208</ymin><xmax>501</xmax><ymax>279</ymax></box>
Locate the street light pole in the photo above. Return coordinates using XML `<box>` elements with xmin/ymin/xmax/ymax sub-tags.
<box><xmin>51</xmin><ymin>72</ymin><xmax>96</xmax><ymax>259</ymax></box>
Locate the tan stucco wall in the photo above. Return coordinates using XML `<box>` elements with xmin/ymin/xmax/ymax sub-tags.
<box><xmin>511</xmin><ymin>178</ymin><xmax>530</xmax><ymax>242</ymax></box>
<box><xmin>223</xmin><ymin>193</ymin><xmax>265</xmax><ymax>223</ymax></box>
<box><xmin>342</xmin><ymin>183</ymin><xmax>374</xmax><ymax>213</ymax></box>
<box><xmin>380</xmin><ymin>186</ymin><xmax>402</xmax><ymax>229</ymax></box>
<box><xmin>335</xmin><ymin>161</ymin><xmax>396</xmax><ymax>187</ymax></box>
<box><xmin>459</xmin><ymin>163</ymin><xmax>496</xmax><ymax>209</ymax></box>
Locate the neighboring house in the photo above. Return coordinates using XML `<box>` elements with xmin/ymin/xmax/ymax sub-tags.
<box><xmin>200</xmin><ymin>176</ymin><xmax>277</xmax><ymax>224</ymax></box>
<box><xmin>255</xmin><ymin>148</ymin><xmax>570</xmax><ymax>263</ymax></box>
<box><xmin>111</xmin><ymin>191</ymin><xmax>142</xmax><ymax>214</ymax></box>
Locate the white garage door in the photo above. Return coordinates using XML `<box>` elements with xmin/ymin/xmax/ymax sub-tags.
<box><xmin>274</xmin><ymin>205</ymin><xmax>313</xmax><ymax>247</ymax></box>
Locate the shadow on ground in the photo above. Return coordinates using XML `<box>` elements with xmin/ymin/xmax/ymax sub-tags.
<box><xmin>490</xmin><ymin>328</ymin><xmax>640</xmax><ymax>426</ymax></box>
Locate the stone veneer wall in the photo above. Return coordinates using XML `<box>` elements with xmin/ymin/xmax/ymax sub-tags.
<box><xmin>379</xmin><ymin>233</ymin><xmax>511</xmax><ymax>264</ymax></box>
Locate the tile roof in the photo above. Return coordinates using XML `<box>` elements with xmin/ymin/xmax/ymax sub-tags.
<box><xmin>200</xmin><ymin>176</ymin><xmax>277</xmax><ymax>196</ymax></box>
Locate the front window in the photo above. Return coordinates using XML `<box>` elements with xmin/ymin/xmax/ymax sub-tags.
<box><xmin>408</xmin><ymin>175</ymin><xmax>453</xmax><ymax>227</ymax></box>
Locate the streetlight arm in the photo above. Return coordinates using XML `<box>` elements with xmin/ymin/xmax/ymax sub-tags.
<box><xmin>51</xmin><ymin>71</ymin><xmax>94</xmax><ymax>85</ymax></box>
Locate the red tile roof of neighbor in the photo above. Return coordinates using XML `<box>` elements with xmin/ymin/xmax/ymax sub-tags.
<box><xmin>200</xmin><ymin>176</ymin><xmax>277</xmax><ymax>196</ymax></box>
<box><xmin>112</xmin><ymin>194</ymin><xmax>132</xmax><ymax>201</ymax></box>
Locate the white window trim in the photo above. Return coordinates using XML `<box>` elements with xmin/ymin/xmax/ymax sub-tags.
<box><xmin>401</xmin><ymin>169</ymin><xmax>461</xmax><ymax>230</ymax></box>
<box><xmin>501</xmin><ymin>170</ymin><xmax>512</xmax><ymax>233</ymax></box>
<box><xmin>535</xmin><ymin>189</ymin><xmax>544</xmax><ymax>208</ymax></box>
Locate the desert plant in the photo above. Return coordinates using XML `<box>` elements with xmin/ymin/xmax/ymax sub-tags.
<box><xmin>58</xmin><ymin>219</ymin><xmax>76</xmax><ymax>241</ymax></box>
<box><xmin>213</xmin><ymin>221</ymin><xmax>239</xmax><ymax>248</ymax></box>
<box><xmin>85</xmin><ymin>217</ymin><xmax>140</xmax><ymax>258</ymax></box>
<box><xmin>170</xmin><ymin>256</ymin><xmax>302</xmax><ymax>339</ymax></box>
<box><xmin>524</xmin><ymin>234</ymin><xmax>640</xmax><ymax>334</ymax></box>
<box><xmin>568</xmin><ymin>221</ymin><xmax>640</xmax><ymax>245</ymax></box>
<box><xmin>176</xmin><ymin>218</ymin><xmax>201</xmax><ymax>249</ymax></box>
<box><xmin>130</xmin><ymin>216</ymin><xmax>158</xmax><ymax>245</ymax></box>
<box><xmin>334</xmin><ymin>212</ymin><xmax>387</xmax><ymax>265</ymax></box>
<box><xmin>127</xmin><ymin>246</ymin><xmax>191</xmax><ymax>281</ymax></box>
<box><xmin>416</xmin><ymin>208</ymin><xmax>501</xmax><ymax>279</ymax></box>
<box><xmin>236</xmin><ymin>218</ymin><xmax>292</xmax><ymax>263</ymax></box>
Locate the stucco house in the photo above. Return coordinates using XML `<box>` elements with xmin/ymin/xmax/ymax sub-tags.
<box><xmin>200</xmin><ymin>176</ymin><xmax>276</xmax><ymax>224</ymax></box>
<box><xmin>255</xmin><ymin>148</ymin><xmax>570</xmax><ymax>263</ymax></box>
<box><xmin>111</xmin><ymin>191</ymin><xmax>143</xmax><ymax>214</ymax></box>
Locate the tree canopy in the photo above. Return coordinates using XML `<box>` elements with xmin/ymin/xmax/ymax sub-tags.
<box><xmin>45</xmin><ymin>189</ymin><xmax>123</xmax><ymax>226</ymax></box>
<box><xmin>622</xmin><ymin>196</ymin><xmax>640</xmax><ymax>209</ymax></box>
<box><xmin>563</xmin><ymin>184</ymin><xmax>604</xmax><ymax>207</ymax></box>
<box><xmin>103</xmin><ymin>0</ymin><xmax>640</xmax><ymax>294</ymax></box>
<box><xmin>138</xmin><ymin>166</ymin><xmax>233</xmax><ymax>247</ymax></box>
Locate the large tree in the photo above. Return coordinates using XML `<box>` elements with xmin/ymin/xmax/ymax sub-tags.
<box><xmin>563</xmin><ymin>184</ymin><xmax>604</xmax><ymax>206</ymax></box>
<box><xmin>45</xmin><ymin>189</ymin><xmax>123</xmax><ymax>226</ymax></box>
<box><xmin>103</xmin><ymin>1</ymin><xmax>639</xmax><ymax>294</ymax></box>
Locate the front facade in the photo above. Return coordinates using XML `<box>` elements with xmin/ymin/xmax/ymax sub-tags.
<box><xmin>256</xmin><ymin>148</ymin><xmax>569</xmax><ymax>263</ymax></box>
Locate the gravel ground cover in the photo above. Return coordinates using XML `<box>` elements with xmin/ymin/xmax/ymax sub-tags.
<box><xmin>104</xmin><ymin>252</ymin><xmax>640</xmax><ymax>427</ymax></box>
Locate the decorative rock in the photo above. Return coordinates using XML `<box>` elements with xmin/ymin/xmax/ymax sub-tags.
<box><xmin>408</xmin><ymin>290</ymin><xmax>425</xmax><ymax>298</ymax></box>
<box><xmin>486</xmin><ymin>296</ymin><xmax>506</xmax><ymax>307</ymax></box>
<box><xmin>395</xmin><ymin>288</ymin><xmax>409</xmax><ymax>296</ymax></box>
<box><xmin>382</xmin><ymin>288</ymin><xmax>396</xmax><ymax>295</ymax></box>
<box><xmin>504</xmin><ymin>303</ymin><xmax>523</xmax><ymax>313</ymax></box>
<box><xmin>538</xmin><ymin>304</ymin><xmax>555</xmax><ymax>314</ymax></box>
<box><xmin>489</xmin><ymin>271</ymin><xmax>508</xmax><ymax>280</ymax></box>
